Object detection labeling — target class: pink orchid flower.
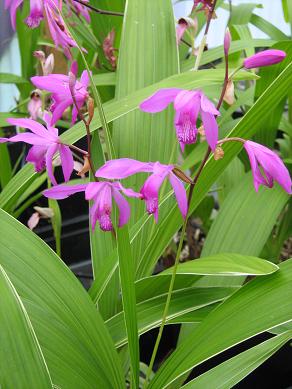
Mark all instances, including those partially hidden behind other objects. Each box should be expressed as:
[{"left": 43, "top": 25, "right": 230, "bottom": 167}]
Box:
[
  {"left": 140, "top": 89, "right": 220, "bottom": 151},
  {"left": 243, "top": 50, "right": 286, "bottom": 69},
  {"left": 5, "top": 0, "right": 89, "bottom": 31},
  {"left": 28, "top": 90, "right": 43, "bottom": 120},
  {"left": 96, "top": 158, "right": 188, "bottom": 222},
  {"left": 244, "top": 141, "right": 291, "bottom": 194},
  {"left": 31, "top": 62, "right": 89, "bottom": 125},
  {"left": 43, "top": 181, "right": 141, "bottom": 231},
  {"left": 44, "top": 0, "right": 79, "bottom": 59},
  {"left": 0, "top": 114, "right": 73, "bottom": 185},
  {"left": 68, "top": 0, "right": 90, "bottom": 23},
  {"left": 4, "top": 0, "right": 44, "bottom": 29}
]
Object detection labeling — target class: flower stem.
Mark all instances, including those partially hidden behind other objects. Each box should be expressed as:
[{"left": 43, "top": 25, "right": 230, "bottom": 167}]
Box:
[
  {"left": 73, "top": 0, "right": 124, "bottom": 17},
  {"left": 68, "top": 84, "right": 97, "bottom": 179},
  {"left": 59, "top": 8, "right": 115, "bottom": 160},
  {"left": 193, "top": 0, "right": 218, "bottom": 71},
  {"left": 143, "top": 147, "right": 211, "bottom": 387}
]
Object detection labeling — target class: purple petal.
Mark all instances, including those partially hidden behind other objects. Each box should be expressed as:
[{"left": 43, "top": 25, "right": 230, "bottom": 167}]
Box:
[
  {"left": 80, "top": 70, "right": 90, "bottom": 88},
  {"left": 245, "top": 141, "right": 292, "bottom": 194},
  {"left": 174, "top": 90, "right": 200, "bottom": 112},
  {"left": 112, "top": 188, "right": 131, "bottom": 227},
  {"left": 114, "top": 182, "right": 142, "bottom": 198},
  {"left": 31, "top": 75, "right": 69, "bottom": 93},
  {"left": 51, "top": 98, "right": 72, "bottom": 125},
  {"left": 85, "top": 182, "right": 105, "bottom": 200},
  {"left": 140, "top": 172, "right": 167, "bottom": 222},
  {"left": 26, "top": 145, "right": 47, "bottom": 172},
  {"left": 244, "top": 50, "right": 286, "bottom": 69},
  {"left": 59, "top": 144, "right": 74, "bottom": 182},
  {"left": 201, "top": 111, "right": 218, "bottom": 151},
  {"left": 169, "top": 173, "right": 188, "bottom": 219},
  {"left": 244, "top": 142, "right": 267, "bottom": 191},
  {"left": 45, "top": 143, "right": 59, "bottom": 185},
  {"left": 43, "top": 183, "right": 88, "bottom": 199},
  {"left": 6, "top": 118, "right": 53, "bottom": 139},
  {"left": 139, "top": 89, "right": 182, "bottom": 113},
  {"left": 96, "top": 158, "right": 153, "bottom": 179},
  {"left": 0, "top": 138, "right": 8, "bottom": 143},
  {"left": 4, "top": 133, "right": 49, "bottom": 146},
  {"left": 200, "top": 94, "right": 220, "bottom": 115}
]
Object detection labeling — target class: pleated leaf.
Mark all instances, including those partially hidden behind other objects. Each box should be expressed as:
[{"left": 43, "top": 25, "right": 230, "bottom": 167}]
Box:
[{"left": 0, "top": 265, "right": 52, "bottom": 389}]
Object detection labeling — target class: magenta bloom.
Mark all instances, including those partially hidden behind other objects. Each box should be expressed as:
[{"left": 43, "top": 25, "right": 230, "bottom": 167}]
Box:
[
  {"left": 0, "top": 114, "right": 73, "bottom": 185},
  {"left": 4, "top": 0, "right": 43, "bottom": 29},
  {"left": 96, "top": 158, "right": 188, "bottom": 222},
  {"left": 140, "top": 89, "right": 220, "bottom": 151},
  {"left": 44, "top": 0, "right": 79, "bottom": 59},
  {"left": 31, "top": 63, "right": 89, "bottom": 125},
  {"left": 244, "top": 50, "right": 286, "bottom": 69},
  {"left": 44, "top": 181, "right": 140, "bottom": 231},
  {"left": 244, "top": 141, "right": 291, "bottom": 194}
]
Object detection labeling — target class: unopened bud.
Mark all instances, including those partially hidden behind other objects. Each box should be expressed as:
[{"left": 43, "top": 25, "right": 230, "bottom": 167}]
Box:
[
  {"left": 223, "top": 80, "right": 235, "bottom": 105},
  {"left": 87, "top": 97, "right": 94, "bottom": 125},
  {"left": 33, "top": 50, "right": 45, "bottom": 61},
  {"left": 224, "top": 27, "right": 231, "bottom": 56},
  {"left": 68, "top": 71, "right": 76, "bottom": 96},
  {"left": 214, "top": 146, "right": 224, "bottom": 160},
  {"left": 28, "top": 212, "right": 40, "bottom": 230},
  {"left": 172, "top": 167, "right": 193, "bottom": 184},
  {"left": 43, "top": 53, "right": 54, "bottom": 75}
]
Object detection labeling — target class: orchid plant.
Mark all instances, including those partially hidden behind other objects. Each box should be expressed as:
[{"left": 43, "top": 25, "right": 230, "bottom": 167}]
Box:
[{"left": 0, "top": 1, "right": 292, "bottom": 388}]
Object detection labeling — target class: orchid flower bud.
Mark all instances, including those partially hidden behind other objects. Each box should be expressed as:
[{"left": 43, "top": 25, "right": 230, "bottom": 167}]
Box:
[
  {"left": 43, "top": 53, "right": 54, "bottom": 75},
  {"left": 224, "top": 27, "right": 231, "bottom": 56},
  {"left": 243, "top": 49, "right": 286, "bottom": 69},
  {"left": 28, "top": 89, "right": 42, "bottom": 120}
]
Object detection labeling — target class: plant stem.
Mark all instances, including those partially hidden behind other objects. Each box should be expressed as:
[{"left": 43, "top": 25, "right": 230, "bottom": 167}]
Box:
[
  {"left": 69, "top": 88, "right": 97, "bottom": 179},
  {"left": 216, "top": 50, "right": 229, "bottom": 110},
  {"left": 73, "top": 0, "right": 124, "bottom": 16},
  {"left": 193, "top": 0, "right": 218, "bottom": 70},
  {"left": 59, "top": 8, "right": 115, "bottom": 160},
  {"left": 143, "top": 146, "right": 211, "bottom": 387}
]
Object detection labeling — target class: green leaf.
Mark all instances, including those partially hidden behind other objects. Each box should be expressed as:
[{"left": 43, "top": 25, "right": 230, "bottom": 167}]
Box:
[
  {"left": 202, "top": 174, "right": 289, "bottom": 258},
  {"left": 0, "top": 209, "right": 125, "bottom": 389},
  {"left": 106, "top": 286, "right": 236, "bottom": 348},
  {"left": 162, "top": 254, "right": 279, "bottom": 277},
  {"left": 148, "top": 259, "right": 292, "bottom": 388},
  {"left": 0, "top": 129, "right": 12, "bottom": 189},
  {"left": 250, "top": 14, "right": 289, "bottom": 40},
  {"left": 0, "top": 112, "right": 26, "bottom": 127},
  {"left": 92, "top": 72, "right": 116, "bottom": 86},
  {"left": 229, "top": 3, "right": 262, "bottom": 25},
  {"left": 117, "top": 225, "right": 139, "bottom": 387},
  {"left": 48, "top": 198, "right": 62, "bottom": 256},
  {"left": 0, "top": 265, "right": 52, "bottom": 388},
  {"left": 181, "top": 331, "right": 292, "bottom": 389},
  {"left": 0, "top": 73, "right": 29, "bottom": 84}
]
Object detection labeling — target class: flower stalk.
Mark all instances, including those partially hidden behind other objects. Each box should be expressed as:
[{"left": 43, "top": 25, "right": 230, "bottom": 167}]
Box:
[
  {"left": 193, "top": 0, "right": 218, "bottom": 71},
  {"left": 73, "top": 0, "right": 124, "bottom": 17}
]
